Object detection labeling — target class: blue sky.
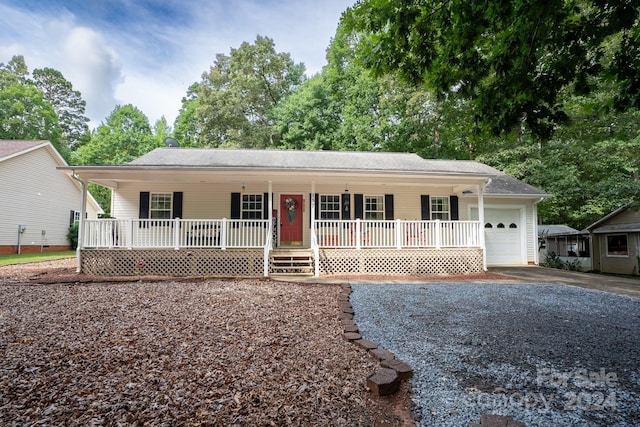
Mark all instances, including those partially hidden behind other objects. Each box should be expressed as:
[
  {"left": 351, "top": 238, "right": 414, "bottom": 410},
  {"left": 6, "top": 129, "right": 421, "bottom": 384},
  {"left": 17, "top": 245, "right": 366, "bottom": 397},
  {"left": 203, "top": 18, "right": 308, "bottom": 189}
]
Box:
[{"left": 0, "top": 0, "right": 354, "bottom": 129}]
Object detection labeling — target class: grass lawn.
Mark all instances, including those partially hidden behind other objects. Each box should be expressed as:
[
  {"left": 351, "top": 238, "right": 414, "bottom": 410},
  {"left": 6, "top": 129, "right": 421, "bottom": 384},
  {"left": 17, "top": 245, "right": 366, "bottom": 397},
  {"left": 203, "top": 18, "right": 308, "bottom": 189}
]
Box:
[{"left": 0, "top": 251, "right": 76, "bottom": 266}]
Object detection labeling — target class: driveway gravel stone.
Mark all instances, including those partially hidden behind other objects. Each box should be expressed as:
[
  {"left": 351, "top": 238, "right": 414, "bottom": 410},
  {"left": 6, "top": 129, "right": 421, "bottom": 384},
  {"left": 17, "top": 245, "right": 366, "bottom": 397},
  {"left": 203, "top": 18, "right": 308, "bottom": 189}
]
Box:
[{"left": 350, "top": 283, "right": 640, "bottom": 427}]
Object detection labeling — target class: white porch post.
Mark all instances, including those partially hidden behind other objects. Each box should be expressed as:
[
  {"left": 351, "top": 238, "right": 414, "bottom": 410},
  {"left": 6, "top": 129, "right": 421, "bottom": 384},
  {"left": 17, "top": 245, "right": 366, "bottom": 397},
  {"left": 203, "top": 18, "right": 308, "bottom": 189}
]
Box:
[
  {"left": 311, "top": 181, "right": 319, "bottom": 276},
  {"left": 76, "top": 176, "right": 88, "bottom": 273},
  {"left": 478, "top": 182, "right": 487, "bottom": 271},
  {"left": 533, "top": 197, "right": 543, "bottom": 265}
]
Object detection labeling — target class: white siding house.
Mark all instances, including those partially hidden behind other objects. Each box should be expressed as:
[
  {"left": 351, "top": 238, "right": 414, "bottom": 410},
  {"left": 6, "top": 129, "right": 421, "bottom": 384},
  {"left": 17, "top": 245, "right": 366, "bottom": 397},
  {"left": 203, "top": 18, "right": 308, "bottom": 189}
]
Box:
[
  {"left": 0, "top": 140, "right": 102, "bottom": 254},
  {"left": 60, "top": 148, "right": 549, "bottom": 276}
]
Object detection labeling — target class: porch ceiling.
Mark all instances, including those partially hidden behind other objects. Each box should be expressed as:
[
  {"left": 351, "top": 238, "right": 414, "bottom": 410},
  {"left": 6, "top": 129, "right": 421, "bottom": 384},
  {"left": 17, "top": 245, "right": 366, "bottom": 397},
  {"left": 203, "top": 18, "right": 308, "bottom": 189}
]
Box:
[{"left": 59, "top": 166, "right": 491, "bottom": 191}]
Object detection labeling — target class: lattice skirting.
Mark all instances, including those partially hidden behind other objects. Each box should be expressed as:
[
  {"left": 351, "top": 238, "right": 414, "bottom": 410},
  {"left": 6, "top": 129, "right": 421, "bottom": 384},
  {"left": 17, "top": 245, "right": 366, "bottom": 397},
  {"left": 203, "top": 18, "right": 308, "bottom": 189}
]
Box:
[
  {"left": 318, "top": 248, "right": 484, "bottom": 275},
  {"left": 81, "top": 249, "right": 265, "bottom": 276}
]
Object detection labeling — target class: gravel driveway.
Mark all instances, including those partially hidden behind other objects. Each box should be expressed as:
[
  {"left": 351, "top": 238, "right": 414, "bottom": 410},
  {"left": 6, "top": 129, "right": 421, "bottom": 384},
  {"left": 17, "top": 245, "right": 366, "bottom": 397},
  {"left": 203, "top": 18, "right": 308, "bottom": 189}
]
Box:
[{"left": 350, "top": 283, "right": 640, "bottom": 427}]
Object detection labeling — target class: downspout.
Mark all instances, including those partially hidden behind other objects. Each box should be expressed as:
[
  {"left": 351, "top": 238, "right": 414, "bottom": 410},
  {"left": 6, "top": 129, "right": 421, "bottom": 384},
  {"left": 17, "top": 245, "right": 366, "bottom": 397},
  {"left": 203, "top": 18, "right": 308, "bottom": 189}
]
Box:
[
  {"left": 70, "top": 171, "right": 88, "bottom": 273},
  {"left": 532, "top": 196, "right": 544, "bottom": 265}
]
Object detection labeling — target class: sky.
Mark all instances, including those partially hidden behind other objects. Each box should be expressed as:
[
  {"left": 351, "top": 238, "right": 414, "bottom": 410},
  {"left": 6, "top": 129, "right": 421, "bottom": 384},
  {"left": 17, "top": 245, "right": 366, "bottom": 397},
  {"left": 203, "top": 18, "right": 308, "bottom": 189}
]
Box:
[{"left": 0, "top": 0, "right": 355, "bottom": 129}]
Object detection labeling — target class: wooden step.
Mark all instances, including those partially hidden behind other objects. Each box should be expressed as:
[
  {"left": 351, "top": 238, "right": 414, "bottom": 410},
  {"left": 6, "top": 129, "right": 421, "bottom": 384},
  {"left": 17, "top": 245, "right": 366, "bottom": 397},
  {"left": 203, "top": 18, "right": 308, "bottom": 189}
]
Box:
[{"left": 270, "top": 250, "right": 314, "bottom": 275}]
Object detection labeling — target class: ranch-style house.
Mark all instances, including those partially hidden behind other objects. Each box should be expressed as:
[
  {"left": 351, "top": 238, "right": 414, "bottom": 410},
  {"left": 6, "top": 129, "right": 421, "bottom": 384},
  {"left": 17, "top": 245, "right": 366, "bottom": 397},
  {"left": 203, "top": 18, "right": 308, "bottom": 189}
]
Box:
[{"left": 59, "top": 148, "right": 549, "bottom": 277}]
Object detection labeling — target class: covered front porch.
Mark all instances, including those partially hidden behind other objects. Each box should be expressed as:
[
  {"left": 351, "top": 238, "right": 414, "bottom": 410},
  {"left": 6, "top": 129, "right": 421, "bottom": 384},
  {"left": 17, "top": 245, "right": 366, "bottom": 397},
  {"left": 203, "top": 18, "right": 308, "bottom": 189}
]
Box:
[{"left": 79, "top": 217, "right": 484, "bottom": 276}]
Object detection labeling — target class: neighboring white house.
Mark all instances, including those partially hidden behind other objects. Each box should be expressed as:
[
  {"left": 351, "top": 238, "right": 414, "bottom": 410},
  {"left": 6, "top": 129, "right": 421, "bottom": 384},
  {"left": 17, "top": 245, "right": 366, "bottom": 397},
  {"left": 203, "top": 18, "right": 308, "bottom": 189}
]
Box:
[
  {"left": 60, "top": 148, "right": 549, "bottom": 276},
  {"left": 0, "top": 140, "right": 102, "bottom": 254}
]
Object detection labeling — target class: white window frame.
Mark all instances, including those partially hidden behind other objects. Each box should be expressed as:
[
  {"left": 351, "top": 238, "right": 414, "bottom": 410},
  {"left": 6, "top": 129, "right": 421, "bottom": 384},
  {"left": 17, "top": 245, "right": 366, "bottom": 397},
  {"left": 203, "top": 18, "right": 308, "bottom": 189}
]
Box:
[
  {"left": 73, "top": 210, "right": 81, "bottom": 223},
  {"left": 431, "top": 196, "right": 450, "bottom": 220},
  {"left": 320, "top": 195, "right": 341, "bottom": 220},
  {"left": 364, "top": 195, "right": 384, "bottom": 220},
  {"left": 150, "top": 193, "right": 172, "bottom": 220},
  {"left": 242, "top": 194, "right": 263, "bottom": 219}
]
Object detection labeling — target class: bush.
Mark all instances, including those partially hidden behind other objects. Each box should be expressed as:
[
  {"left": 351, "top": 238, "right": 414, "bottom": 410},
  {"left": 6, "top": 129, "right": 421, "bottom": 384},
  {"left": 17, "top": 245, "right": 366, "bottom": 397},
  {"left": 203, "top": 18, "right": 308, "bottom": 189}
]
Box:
[
  {"left": 67, "top": 222, "right": 79, "bottom": 250},
  {"left": 544, "top": 251, "right": 582, "bottom": 271}
]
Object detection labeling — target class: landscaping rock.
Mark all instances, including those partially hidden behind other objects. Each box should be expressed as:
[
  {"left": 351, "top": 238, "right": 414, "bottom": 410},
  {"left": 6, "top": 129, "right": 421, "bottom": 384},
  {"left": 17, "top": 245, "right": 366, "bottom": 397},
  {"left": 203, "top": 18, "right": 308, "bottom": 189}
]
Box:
[
  {"left": 341, "top": 319, "right": 357, "bottom": 327},
  {"left": 366, "top": 368, "right": 400, "bottom": 396},
  {"left": 380, "top": 359, "right": 413, "bottom": 380},
  {"left": 340, "top": 304, "right": 354, "bottom": 314},
  {"left": 369, "top": 348, "right": 394, "bottom": 362},
  {"left": 343, "top": 332, "right": 362, "bottom": 341},
  {"left": 343, "top": 324, "right": 359, "bottom": 333},
  {"left": 355, "top": 339, "right": 377, "bottom": 351}
]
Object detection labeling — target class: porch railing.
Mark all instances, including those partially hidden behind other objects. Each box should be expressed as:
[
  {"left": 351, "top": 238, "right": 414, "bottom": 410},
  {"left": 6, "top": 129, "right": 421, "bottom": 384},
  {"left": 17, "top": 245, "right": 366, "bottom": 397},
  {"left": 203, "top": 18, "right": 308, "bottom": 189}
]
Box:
[
  {"left": 313, "top": 219, "right": 481, "bottom": 249},
  {"left": 82, "top": 218, "right": 271, "bottom": 249}
]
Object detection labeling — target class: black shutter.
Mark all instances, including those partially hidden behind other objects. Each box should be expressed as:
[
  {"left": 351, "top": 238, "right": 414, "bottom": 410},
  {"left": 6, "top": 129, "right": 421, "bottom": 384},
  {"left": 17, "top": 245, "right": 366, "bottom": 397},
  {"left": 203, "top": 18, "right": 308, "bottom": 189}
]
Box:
[
  {"left": 69, "top": 210, "right": 75, "bottom": 226},
  {"left": 421, "top": 195, "right": 430, "bottom": 220},
  {"left": 139, "top": 192, "right": 150, "bottom": 218},
  {"left": 263, "top": 192, "right": 269, "bottom": 220},
  {"left": 231, "top": 193, "right": 241, "bottom": 219},
  {"left": 384, "top": 194, "right": 394, "bottom": 220},
  {"left": 354, "top": 194, "right": 364, "bottom": 219},
  {"left": 341, "top": 193, "right": 350, "bottom": 220},
  {"left": 172, "top": 192, "right": 183, "bottom": 218},
  {"left": 139, "top": 192, "right": 150, "bottom": 228},
  {"left": 450, "top": 195, "right": 459, "bottom": 220}
]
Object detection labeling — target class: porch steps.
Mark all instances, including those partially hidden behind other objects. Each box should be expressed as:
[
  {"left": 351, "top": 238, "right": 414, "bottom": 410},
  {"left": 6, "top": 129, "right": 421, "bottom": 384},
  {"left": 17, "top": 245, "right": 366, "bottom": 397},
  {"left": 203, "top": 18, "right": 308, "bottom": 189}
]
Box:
[{"left": 270, "top": 249, "right": 314, "bottom": 275}]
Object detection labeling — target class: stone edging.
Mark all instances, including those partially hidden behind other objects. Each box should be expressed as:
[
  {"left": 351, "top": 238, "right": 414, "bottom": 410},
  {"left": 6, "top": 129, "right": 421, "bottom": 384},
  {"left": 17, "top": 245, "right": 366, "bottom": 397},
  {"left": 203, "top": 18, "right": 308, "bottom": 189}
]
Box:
[{"left": 337, "top": 283, "right": 413, "bottom": 396}]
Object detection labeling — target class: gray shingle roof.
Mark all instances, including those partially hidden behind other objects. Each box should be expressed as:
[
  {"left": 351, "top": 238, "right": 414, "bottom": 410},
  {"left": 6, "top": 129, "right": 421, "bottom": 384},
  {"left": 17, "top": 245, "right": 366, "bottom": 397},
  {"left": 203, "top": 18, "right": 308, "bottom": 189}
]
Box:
[
  {"left": 0, "top": 140, "right": 47, "bottom": 160},
  {"left": 131, "top": 148, "right": 490, "bottom": 174},
  {"left": 128, "top": 148, "right": 548, "bottom": 197}
]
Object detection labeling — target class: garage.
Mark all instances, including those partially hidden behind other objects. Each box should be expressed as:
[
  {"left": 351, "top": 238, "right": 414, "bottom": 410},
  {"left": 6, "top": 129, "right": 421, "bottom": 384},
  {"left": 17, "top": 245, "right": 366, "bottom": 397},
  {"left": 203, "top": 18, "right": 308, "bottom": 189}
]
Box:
[
  {"left": 483, "top": 208, "right": 524, "bottom": 266},
  {"left": 470, "top": 206, "right": 526, "bottom": 266}
]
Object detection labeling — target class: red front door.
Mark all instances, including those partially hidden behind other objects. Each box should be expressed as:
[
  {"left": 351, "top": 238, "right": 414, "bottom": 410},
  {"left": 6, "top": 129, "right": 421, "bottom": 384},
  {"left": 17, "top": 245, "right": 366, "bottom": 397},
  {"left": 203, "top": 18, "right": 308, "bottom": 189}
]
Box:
[{"left": 280, "top": 194, "right": 303, "bottom": 246}]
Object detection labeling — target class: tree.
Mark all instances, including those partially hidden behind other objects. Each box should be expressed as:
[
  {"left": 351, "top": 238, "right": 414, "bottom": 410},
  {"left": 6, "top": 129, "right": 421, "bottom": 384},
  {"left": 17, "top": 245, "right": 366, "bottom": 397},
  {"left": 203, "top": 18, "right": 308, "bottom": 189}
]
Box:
[
  {"left": 0, "top": 83, "right": 63, "bottom": 153},
  {"left": 74, "top": 105, "right": 161, "bottom": 213},
  {"left": 153, "top": 116, "right": 171, "bottom": 146},
  {"left": 343, "top": 0, "right": 640, "bottom": 140},
  {"left": 173, "top": 83, "right": 202, "bottom": 147},
  {"left": 75, "top": 104, "right": 159, "bottom": 165},
  {"left": 32, "top": 67, "right": 90, "bottom": 149},
  {"left": 274, "top": 21, "right": 482, "bottom": 157},
  {"left": 0, "top": 55, "right": 29, "bottom": 89},
  {"left": 193, "top": 35, "right": 305, "bottom": 148}
]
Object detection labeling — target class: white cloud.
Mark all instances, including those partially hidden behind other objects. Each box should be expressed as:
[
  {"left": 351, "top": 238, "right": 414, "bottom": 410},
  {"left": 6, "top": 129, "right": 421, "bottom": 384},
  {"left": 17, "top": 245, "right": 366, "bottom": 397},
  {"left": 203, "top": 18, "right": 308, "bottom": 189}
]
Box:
[
  {"left": 0, "top": 0, "right": 354, "bottom": 130},
  {"left": 62, "top": 27, "right": 123, "bottom": 123}
]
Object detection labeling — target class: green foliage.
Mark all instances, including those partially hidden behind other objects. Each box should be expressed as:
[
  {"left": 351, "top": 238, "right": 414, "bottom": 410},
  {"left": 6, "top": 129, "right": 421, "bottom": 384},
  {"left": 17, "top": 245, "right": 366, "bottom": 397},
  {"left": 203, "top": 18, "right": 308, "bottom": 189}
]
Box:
[
  {"left": 0, "top": 83, "right": 64, "bottom": 155},
  {"left": 67, "top": 222, "right": 79, "bottom": 250},
  {"left": 32, "top": 67, "right": 90, "bottom": 149},
  {"left": 73, "top": 105, "right": 161, "bottom": 214},
  {"left": 88, "top": 183, "right": 112, "bottom": 216},
  {"left": 544, "top": 251, "right": 582, "bottom": 271},
  {"left": 0, "top": 55, "right": 29, "bottom": 89},
  {"left": 74, "top": 104, "right": 160, "bottom": 165},
  {"left": 185, "top": 35, "right": 306, "bottom": 148},
  {"left": 343, "top": 0, "right": 640, "bottom": 139},
  {"left": 173, "top": 83, "right": 202, "bottom": 147}
]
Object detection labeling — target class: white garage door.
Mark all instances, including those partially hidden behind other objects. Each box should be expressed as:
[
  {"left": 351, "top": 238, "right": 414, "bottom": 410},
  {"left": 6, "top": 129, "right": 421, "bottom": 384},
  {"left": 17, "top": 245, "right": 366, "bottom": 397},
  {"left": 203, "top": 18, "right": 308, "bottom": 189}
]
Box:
[{"left": 483, "top": 208, "right": 523, "bottom": 266}]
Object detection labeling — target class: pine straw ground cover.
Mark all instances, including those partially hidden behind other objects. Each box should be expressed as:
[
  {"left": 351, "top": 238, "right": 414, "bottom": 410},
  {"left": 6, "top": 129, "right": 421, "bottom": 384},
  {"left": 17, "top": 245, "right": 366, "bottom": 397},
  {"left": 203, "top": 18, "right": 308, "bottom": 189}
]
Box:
[{"left": 0, "top": 260, "right": 412, "bottom": 426}]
